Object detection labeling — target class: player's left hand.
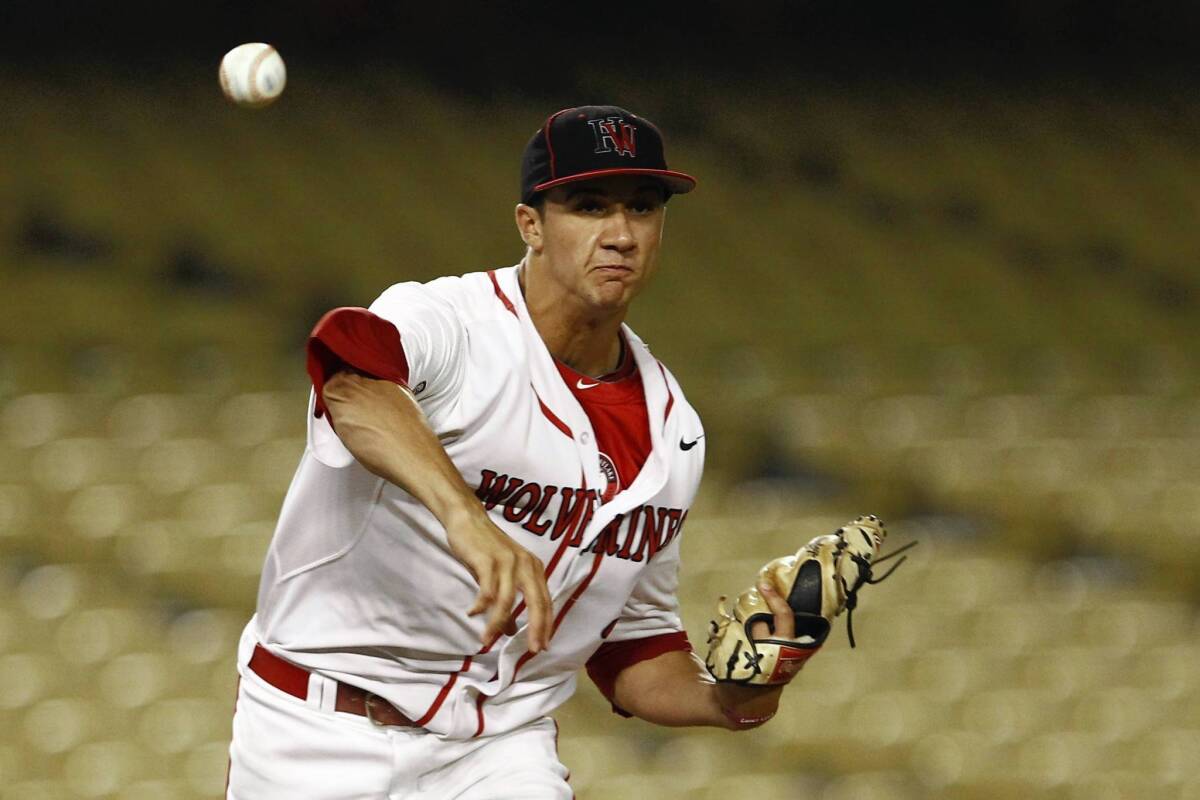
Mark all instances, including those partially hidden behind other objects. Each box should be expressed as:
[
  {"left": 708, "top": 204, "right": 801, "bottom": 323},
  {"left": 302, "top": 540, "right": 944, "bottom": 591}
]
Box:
[
  {"left": 749, "top": 580, "right": 795, "bottom": 639},
  {"left": 711, "top": 580, "right": 794, "bottom": 729},
  {"left": 704, "top": 516, "right": 911, "bottom": 688}
]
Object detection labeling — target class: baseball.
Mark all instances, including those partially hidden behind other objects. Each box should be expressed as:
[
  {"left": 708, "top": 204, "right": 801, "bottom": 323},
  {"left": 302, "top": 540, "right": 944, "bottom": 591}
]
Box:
[{"left": 219, "top": 43, "right": 286, "bottom": 108}]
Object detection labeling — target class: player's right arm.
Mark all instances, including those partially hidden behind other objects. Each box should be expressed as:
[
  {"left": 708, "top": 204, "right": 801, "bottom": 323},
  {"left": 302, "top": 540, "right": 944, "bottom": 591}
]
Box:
[
  {"left": 321, "top": 371, "right": 552, "bottom": 654},
  {"left": 306, "top": 295, "right": 552, "bottom": 656}
]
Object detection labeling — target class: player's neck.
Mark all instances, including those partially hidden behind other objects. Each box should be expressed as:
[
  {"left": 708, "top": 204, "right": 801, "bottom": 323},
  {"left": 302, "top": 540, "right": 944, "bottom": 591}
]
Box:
[{"left": 519, "top": 262, "right": 626, "bottom": 378}]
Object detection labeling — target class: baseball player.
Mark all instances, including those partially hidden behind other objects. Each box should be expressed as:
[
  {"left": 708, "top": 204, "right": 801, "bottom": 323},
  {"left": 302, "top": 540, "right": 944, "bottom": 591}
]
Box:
[{"left": 226, "top": 105, "right": 897, "bottom": 799}]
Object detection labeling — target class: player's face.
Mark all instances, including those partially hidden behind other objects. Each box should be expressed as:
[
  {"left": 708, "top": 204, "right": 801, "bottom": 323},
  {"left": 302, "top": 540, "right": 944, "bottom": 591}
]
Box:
[{"left": 536, "top": 176, "right": 666, "bottom": 310}]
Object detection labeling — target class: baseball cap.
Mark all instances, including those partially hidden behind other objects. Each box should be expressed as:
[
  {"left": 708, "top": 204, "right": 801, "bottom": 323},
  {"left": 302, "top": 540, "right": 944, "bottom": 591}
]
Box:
[{"left": 520, "top": 105, "right": 696, "bottom": 205}]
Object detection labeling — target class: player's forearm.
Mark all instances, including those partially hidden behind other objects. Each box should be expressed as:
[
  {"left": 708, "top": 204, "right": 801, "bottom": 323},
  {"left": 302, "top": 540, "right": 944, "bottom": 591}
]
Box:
[
  {"left": 610, "top": 650, "right": 724, "bottom": 727},
  {"left": 610, "top": 650, "right": 782, "bottom": 730},
  {"left": 322, "top": 371, "right": 484, "bottom": 527}
]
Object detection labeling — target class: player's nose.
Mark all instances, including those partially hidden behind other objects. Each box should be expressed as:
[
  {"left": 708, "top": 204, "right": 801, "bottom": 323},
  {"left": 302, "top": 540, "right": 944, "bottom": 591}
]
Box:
[{"left": 600, "top": 208, "right": 637, "bottom": 252}]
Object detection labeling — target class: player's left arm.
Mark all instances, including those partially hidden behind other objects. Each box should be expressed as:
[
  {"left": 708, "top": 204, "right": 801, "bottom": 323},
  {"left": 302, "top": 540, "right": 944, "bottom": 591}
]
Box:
[
  {"left": 598, "top": 517, "right": 909, "bottom": 730},
  {"left": 604, "top": 585, "right": 795, "bottom": 730},
  {"left": 585, "top": 517, "right": 796, "bottom": 731}
]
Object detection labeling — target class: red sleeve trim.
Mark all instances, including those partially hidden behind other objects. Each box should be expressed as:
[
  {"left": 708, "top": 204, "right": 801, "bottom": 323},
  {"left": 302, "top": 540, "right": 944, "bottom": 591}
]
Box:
[
  {"left": 585, "top": 631, "right": 692, "bottom": 718},
  {"left": 487, "top": 270, "right": 518, "bottom": 317},
  {"left": 306, "top": 307, "right": 410, "bottom": 422}
]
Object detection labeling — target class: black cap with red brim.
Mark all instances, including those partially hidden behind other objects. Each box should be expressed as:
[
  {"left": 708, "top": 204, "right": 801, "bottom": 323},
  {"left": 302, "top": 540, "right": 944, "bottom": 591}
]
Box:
[{"left": 520, "top": 105, "right": 697, "bottom": 204}]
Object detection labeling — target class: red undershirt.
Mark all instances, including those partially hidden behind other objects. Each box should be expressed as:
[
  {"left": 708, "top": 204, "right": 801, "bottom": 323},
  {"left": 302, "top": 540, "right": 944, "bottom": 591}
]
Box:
[{"left": 552, "top": 340, "right": 651, "bottom": 504}]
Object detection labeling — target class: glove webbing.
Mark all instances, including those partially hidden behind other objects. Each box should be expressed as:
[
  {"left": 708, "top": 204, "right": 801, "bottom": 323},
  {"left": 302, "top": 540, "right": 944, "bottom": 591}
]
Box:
[{"left": 843, "top": 539, "right": 919, "bottom": 648}]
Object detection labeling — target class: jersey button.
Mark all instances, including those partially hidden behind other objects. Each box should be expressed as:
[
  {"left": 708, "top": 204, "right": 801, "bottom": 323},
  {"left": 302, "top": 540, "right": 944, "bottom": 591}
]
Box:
[{"left": 580, "top": 432, "right": 591, "bottom": 444}]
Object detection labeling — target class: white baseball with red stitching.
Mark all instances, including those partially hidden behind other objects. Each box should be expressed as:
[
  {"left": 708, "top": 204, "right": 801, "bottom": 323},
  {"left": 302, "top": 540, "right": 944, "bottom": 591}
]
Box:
[{"left": 219, "top": 43, "right": 286, "bottom": 107}]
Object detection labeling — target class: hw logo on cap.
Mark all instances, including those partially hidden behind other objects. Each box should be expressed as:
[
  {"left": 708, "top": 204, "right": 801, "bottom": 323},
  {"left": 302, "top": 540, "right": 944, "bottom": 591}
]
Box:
[{"left": 588, "top": 117, "right": 637, "bottom": 158}]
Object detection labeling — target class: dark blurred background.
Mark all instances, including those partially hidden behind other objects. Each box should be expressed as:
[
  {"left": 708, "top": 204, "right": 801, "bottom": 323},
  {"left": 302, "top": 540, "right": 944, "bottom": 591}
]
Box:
[
  {"left": 4, "top": 0, "right": 1200, "bottom": 78},
  {"left": 0, "top": 3, "right": 1197, "bottom": 799}
]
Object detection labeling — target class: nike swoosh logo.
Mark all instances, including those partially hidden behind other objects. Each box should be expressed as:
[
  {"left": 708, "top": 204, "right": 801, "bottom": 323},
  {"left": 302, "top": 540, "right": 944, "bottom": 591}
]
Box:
[
  {"left": 576, "top": 379, "right": 599, "bottom": 390},
  {"left": 680, "top": 435, "right": 704, "bottom": 451}
]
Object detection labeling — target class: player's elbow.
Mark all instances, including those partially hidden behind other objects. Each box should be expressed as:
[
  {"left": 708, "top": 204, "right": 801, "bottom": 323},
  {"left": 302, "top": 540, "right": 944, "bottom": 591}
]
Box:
[{"left": 322, "top": 374, "right": 405, "bottom": 470}]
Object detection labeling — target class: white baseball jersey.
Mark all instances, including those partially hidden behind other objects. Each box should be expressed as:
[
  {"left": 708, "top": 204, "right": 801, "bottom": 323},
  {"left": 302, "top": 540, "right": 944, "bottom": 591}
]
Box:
[{"left": 250, "top": 263, "right": 705, "bottom": 741}]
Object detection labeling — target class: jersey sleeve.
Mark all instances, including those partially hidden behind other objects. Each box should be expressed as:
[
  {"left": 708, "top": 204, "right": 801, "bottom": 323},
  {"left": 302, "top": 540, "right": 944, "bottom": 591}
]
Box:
[
  {"left": 305, "top": 281, "right": 469, "bottom": 467},
  {"left": 584, "top": 531, "right": 692, "bottom": 716},
  {"left": 366, "top": 282, "right": 468, "bottom": 409},
  {"left": 306, "top": 307, "right": 410, "bottom": 423}
]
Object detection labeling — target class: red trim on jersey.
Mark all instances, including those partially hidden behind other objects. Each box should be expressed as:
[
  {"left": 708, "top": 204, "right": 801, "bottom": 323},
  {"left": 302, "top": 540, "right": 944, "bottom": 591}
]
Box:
[
  {"left": 541, "top": 474, "right": 593, "bottom": 576},
  {"left": 307, "top": 307, "right": 410, "bottom": 423},
  {"left": 508, "top": 651, "right": 536, "bottom": 691},
  {"left": 547, "top": 550, "right": 605, "bottom": 649},
  {"left": 506, "top": 478, "right": 595, "bottom": 640},
  {"left": 536, "top": 391, "right": 574, "bottom": 439},
  {"left": 540, "top": 505, "right": 579, "bottom": 576},
  {"left": 586, "top": 631, "right": 693, "bottom": 716},
  {"left": 657, "top": 361, "right": 674, "bottom": 425},
  {"left": 488, "top": 269, "right": 518, "bottom": 317},
  {"left": 473, "top": 691, "right": 488, "bottom": 737},
  {"left": 551, "top": 550, "right": 606, "bottom": 635},
  {"left": 509, "top": 469, "right": 593, "bottom": 623},
  {"left": 414, "top": 655, "right": 473, "bottom": 727},
  {"left": 498, "top": 547, "right": 606, "bottom": 720}
]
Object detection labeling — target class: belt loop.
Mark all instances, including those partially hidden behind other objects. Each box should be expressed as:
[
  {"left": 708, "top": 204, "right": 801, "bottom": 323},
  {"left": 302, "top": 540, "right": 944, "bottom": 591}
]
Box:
[
  {"left": 304, "top": 671, "right": 321, "bottom": 708},
  {"left": 314, "top": 673, "right": 338, "bottom": 713}
]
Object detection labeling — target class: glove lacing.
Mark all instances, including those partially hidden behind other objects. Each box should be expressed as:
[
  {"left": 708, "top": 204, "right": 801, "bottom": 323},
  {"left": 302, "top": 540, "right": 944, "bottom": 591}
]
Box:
[{"left": 842, "top": 539, "right": 919, "bottom": 648}]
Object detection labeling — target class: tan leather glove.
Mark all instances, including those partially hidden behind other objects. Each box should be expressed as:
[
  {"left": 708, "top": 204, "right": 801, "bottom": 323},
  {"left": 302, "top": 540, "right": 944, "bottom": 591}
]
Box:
[{"left": 705, "top": 515, "right": 910, "bottom": 686}]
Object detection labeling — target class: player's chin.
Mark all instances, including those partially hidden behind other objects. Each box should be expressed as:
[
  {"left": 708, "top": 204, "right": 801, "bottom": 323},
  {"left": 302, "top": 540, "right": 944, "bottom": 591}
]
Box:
[{"left": 588, "top": 274, "right": 641, "bottom": 308}]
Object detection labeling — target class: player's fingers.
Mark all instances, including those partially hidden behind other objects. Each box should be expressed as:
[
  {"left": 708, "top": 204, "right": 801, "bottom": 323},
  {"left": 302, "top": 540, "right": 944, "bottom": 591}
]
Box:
[
  {"left": 483, "top": 561, "right": 516, "bottom": 646},
  {"left": 535, "top": 572, "right": 554, "bottom": 652},
  {"left": 518, "top": 560, "right": 552, "bottom": 653},
  {"left": 758, "top": 581, "right": 795, "bottom": 639},
  {"left": 468, "top": 560, "right": 497, "bottom": 617}
]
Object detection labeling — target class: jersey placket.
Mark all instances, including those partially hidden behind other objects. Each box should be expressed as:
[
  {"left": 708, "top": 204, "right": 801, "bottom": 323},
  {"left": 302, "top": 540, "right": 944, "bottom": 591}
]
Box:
[{"left": 486, "top": 269, "right": 679, "bottom": 701}]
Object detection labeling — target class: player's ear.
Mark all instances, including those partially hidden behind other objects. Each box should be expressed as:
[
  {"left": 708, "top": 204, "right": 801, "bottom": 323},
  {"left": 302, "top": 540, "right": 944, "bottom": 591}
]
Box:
[{"left": 515, "top": 203, "right": 544, "bottom": 253}]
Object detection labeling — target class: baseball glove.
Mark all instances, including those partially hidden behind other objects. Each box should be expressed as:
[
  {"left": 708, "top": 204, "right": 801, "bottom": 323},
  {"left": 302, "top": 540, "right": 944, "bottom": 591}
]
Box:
[{"left": 704, "top": 515, "right": 915, "bottom": 686}]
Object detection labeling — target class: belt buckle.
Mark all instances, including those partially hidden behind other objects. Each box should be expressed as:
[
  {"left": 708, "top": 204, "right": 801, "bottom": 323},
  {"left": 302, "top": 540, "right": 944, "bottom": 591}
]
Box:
[{"left": 364, "top": 693, "right": 390, "bottom": 727}]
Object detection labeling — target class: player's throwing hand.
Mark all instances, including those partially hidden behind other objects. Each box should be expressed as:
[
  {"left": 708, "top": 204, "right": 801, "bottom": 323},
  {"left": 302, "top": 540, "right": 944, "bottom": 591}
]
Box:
[{"left": 446, "top": 509, "right": 554, "bottom": 652}]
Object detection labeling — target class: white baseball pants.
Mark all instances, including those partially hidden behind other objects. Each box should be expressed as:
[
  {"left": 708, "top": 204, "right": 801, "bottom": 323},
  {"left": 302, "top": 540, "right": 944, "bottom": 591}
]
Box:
[{"left": 226, "top": 659, "right": 573, "bottom": 800}]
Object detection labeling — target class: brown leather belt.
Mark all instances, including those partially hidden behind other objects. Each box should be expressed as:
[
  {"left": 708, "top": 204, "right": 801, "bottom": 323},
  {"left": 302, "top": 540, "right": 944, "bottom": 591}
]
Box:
[{"left": 248, "top": 644, "right": 419, "bottom": 727}]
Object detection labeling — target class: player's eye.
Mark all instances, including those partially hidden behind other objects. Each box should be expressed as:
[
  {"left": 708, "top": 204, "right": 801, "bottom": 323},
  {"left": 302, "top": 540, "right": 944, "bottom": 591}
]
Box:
[{"left": 575, "top": 198, "right": 605, "bottom": 214}]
